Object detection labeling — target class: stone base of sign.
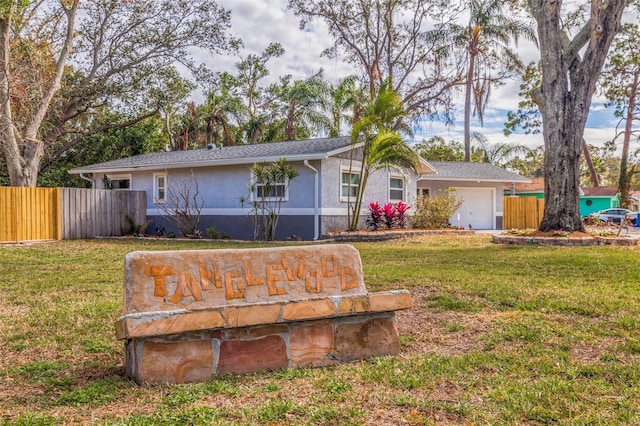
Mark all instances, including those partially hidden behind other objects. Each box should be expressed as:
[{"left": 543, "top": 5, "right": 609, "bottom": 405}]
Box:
[
  {"left": 122, "top": 311, "right": 403, "bottom": 384},
  {"left": 115, "top": 245, "right": 412, "bottom": 385}
]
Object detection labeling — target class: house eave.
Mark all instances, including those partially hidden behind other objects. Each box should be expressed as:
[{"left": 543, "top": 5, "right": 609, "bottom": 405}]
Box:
[
  {"left": 419, "top": 176, "right": 531, "bottom": 183},
  {"left": 326, "top": 141, "right": 364, "bottom": 157},
  {"left": 68, "top": 153, "right": 332, "bottom": 175}
]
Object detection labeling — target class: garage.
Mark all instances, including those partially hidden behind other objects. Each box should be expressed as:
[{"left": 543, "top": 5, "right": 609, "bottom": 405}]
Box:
[
  {"left": 416, "top": 161, "right": 529, "bottom": 231},
  {"left": 449, "top": 187, "right": 495, "bottom": 230}
]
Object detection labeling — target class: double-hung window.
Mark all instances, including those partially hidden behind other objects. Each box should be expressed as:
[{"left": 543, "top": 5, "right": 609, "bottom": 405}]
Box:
[
  {"left": 153, "top": 172, "right": 167, "bottom": 203},
  {"left": 341, "top": 168, "right": 360, "bottom": 201},
  {"left": 389, "top": 176, "right": 405, "bottom": 201}
]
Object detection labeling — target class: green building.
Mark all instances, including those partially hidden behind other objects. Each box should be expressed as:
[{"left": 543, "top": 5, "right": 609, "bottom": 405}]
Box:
[{"left": 505, "top": 177, "right": 620, "bottom": 218}]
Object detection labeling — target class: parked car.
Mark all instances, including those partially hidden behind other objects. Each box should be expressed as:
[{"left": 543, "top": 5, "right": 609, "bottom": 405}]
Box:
[{"left": 594, "top": 208, "right": 637, "bottom": 225}]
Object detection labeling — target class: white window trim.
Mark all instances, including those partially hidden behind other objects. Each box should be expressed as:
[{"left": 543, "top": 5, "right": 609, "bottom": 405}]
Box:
[
  {"left": 340, "top": 166, "right": 361, "bottom": 202},
  {"left": 153, "top": 172, "right": 167, "bottom": 203},
  {"left": 417, "top": 187, "right": 431, "bottom": 197},
  {"left": 389, "top": 175, "right": 406, "bottom": 202},
  {"left": 250, "top": 172, "right": 290, "bottom": 202},
  {"left": 106, "top": 173, "right": 132, "bottom": 190}
]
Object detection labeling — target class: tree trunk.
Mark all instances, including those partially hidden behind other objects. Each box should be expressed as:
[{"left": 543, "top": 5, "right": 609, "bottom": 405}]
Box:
[
  {"left": 463, "top": 43, "right": 476, "bottom": 162},
  {"left": 538, "top": 98, "right": 585, "bottom": 231},
  {"left": 285, "top": 100, "right": 296, "bottom": 141},
  {"left": 581, "top": 138, "right": 599, "bottom": 187},
  {"left": 1, "top": 1, "right": 79, "bottom": 187},
  {"left": 617, "top": 70, "right": 638, "bottom": 209},
  {"left": 0, "top": 15, "right": 23, "bottom": 186},
  {"left": 529, "top": 0, "right": 628, "bottom": 232}
]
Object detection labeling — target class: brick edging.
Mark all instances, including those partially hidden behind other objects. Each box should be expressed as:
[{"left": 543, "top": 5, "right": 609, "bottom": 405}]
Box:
[
  {"left": 492, "top": 234, "right": 639, "bottom": 246},
  {"left": 324, "top": 229, "right": 474, "bottom": 242}
]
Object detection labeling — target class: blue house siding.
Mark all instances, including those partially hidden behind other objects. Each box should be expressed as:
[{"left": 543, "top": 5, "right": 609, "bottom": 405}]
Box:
[
  {"left": 138, "top": 162, "right": 321, "bottom": 239},
  {"left": 317, "top": 157, "right": 418, "bottom": 233},
  {"left": 148, "top": 212, "right": 316, "bottom": 240}
]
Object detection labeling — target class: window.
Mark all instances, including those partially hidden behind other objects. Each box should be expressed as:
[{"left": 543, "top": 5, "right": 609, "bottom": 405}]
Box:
[
  {"left": 390, "top": 177, "right": 404, "bottom": 201},
  {"left": 255, "top": 181, "right": 286, "bottom": 199},
  {"left": 154, "top": 172, "right": 167, "bottom": 203},
  {"left": 341, "top": 169, "right": 360, "bottom": 201},
  {"left": 417, "top": 188, "right": 430, "bottom": 197},
  {"left": 253, "top": 172, "right": 289, "bottom": 201},
  {"left": 106, "top": 174, "right": 131, "bottom": 190}
]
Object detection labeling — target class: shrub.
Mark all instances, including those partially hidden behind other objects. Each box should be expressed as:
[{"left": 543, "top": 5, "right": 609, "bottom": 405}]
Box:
[
  {"left": 124, "top": 214, "right": 149, "bottom": 237},
  {"left": 206, "top": 226, "right": 229, "bottom": 239},
  {"left": 156, "top": 171, "right": 204, "bottom": 237},
  {"left": 241, "top": 159, "right": 299, "bottom": 241},
  {"left": 411, "top": 188, "right": 463, "bottom": 229},
  {"left": 366, "top": 202, "right": 384, "bottom": 230},
  {"left": 395, "top": 201, "right": 410, "bottom": 228},
  {"left": 366, "top": 201, "right": 411, "bottom": 230},
  {"left": 382, "top": 203, "right": 397, "bottom": 229}
]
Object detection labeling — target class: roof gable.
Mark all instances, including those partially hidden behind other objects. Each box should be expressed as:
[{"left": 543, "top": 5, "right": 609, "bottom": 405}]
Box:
[{"left": 419, "top": 161, "right": 529, "bottom": 183}]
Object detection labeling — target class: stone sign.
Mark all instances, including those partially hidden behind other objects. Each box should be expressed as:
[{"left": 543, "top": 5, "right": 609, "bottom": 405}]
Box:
[
  {"left": 116, "top": 244, "right": 412, "bottom": 384},
  {"left": 123, "top": 245, "right": 366, "bottom": 313}
]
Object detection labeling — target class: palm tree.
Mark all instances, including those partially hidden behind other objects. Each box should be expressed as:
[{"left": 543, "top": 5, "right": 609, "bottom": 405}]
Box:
[
  {"left": 205, "top": 86, "right": 244, "bottom": 146},
  {"left": 244, "top": 113, "right": 270, "bottom": 145},
  {"left": 457, "top": 0, "right": 536, "bottom": 161},
  {"left": 347, "top": 79, "right": 420, "bottom": 231},
  {"left": 328, "top": 75, "right": 366, "bottom": 137},
  {"left": 471, "top": 133, "right": 530, "bottom": 167},
  {"left": 281, "top": 71, "right": 331, "bottom": 140}
]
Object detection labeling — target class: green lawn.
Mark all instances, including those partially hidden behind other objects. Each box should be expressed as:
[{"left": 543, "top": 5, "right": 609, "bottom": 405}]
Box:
[{"left": 1, "top": 235, "right": 639, "bottom": 425}]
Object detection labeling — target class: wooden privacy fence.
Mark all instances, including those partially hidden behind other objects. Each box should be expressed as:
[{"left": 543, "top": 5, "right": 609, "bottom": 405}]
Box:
[
  {"left": 0, "top": 187, "right": 61, "bottom": 242},
  {"left": 60, "top": 188, "right": 146, "bottom": 240},
  {"left": 0, "top": 187, "right": 146, "bottom": 242},
  {"left": 503, "top": 196, "right": 545, "bottom": 230}
]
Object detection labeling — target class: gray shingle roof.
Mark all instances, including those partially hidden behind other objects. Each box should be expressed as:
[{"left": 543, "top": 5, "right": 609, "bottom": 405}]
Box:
[
  {"left": 69, "top": 137, "right": 354, "bottom": 174},
  {"left": 421, "top": 161, "right": 529, "bottom": 182}
]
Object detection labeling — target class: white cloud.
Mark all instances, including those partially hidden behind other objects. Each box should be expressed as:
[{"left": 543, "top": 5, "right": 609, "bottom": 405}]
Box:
[{"left": 211, "top": 0, "right": 353, "bottom": 84}]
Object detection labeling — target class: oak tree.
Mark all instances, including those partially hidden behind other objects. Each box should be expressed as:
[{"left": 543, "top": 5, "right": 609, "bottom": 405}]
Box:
[
  {"left": 528, "top": 0, "right": 629, "bottom": 231},
  {"left": 1, "top": 0, "right": 236, "bottom": 187}
]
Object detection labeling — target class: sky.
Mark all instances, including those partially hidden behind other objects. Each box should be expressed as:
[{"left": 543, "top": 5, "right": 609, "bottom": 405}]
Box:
[{"left": 205, "top": 0, "right": 623, "bottom": 153}]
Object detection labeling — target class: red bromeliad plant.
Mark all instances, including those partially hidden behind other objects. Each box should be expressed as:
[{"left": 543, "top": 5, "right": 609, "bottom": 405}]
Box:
[
  {"left": 395, "top": 201, "right": 410, "bottom": 228},
  {"left": 367, "top": 201, "right": 411, "bottom": 230},
  {"left": 366, "top": 201, "right": 384, "bottom": 230},
  {"left": 383, "top": 203, "right": 397, "bottom": 228}
]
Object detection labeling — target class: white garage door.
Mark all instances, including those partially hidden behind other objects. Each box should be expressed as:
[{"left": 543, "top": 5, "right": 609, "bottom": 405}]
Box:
[{"left": 449, "top": 188, "right": 494, "bottom": 230}]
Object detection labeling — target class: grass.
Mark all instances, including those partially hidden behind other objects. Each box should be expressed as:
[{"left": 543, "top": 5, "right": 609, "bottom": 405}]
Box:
[{"left": 1, "top": 235, "right": 639, "bottom": 424}]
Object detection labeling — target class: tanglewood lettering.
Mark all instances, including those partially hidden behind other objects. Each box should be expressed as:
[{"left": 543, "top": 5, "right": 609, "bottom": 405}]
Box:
[{"left": 144, "top": 255, "right": 359, "bottom": 304}]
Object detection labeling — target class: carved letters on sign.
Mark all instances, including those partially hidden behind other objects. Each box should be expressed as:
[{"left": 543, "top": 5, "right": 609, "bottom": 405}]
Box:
[{"left": 142, "top": 255, "right": 359, "bottom": 304}]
